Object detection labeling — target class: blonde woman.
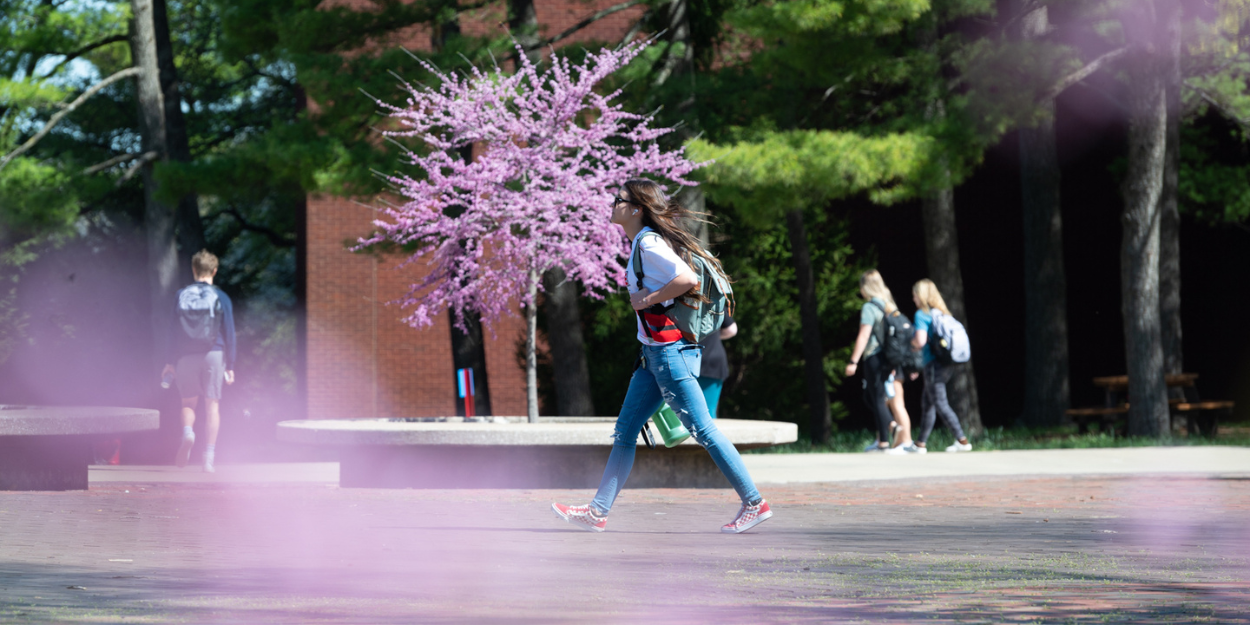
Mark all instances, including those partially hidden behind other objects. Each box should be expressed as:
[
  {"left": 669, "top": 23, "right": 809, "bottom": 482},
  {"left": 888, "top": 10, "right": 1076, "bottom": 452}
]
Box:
[
  {"left": 885, "top": 371, "right": 917, "bottom": 454},
  {"left": 845, "top": 270, "right": 916, "bottom": 452},
  {"left": 911, "top": 279, "right": 971, "bottom": 452}
]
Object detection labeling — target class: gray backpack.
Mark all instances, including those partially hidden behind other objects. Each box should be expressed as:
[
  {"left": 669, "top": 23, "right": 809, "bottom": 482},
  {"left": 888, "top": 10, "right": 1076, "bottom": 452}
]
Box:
[
  {"left": 631, "top": 231, "right": 733, "bottom": 343},
  {"left": 930, "top": 310, "right": 971, "bottom": 364},
  {"left": 177, "top": 283, "right": 223, "bottom": 349}
]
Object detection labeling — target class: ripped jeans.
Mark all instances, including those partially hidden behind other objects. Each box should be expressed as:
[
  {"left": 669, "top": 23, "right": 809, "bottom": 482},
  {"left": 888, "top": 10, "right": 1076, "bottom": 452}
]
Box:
[{"left": 590, "top": 340, "right": 762, "bottom": 514}]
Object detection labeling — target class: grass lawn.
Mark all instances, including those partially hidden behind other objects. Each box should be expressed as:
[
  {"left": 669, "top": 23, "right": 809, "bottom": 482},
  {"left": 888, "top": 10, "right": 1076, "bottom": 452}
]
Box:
[{"left": 747, "top": 423, "right": 1250, "bottom": 454}]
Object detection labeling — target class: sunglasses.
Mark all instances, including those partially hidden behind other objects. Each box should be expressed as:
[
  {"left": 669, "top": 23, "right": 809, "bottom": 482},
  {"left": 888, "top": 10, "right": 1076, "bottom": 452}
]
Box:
[{"left": 612, "top": 196, "right": 639, "bottom": 209}]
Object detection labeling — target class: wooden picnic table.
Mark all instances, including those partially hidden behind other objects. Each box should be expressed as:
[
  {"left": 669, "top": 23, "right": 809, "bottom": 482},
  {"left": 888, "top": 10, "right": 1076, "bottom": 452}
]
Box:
[
  {"left": 1068, "top": 373, "right": 1233, "bottom": 436},
  {"left": 1093, "top": 373, "right": 1198, "bottom": 407}
]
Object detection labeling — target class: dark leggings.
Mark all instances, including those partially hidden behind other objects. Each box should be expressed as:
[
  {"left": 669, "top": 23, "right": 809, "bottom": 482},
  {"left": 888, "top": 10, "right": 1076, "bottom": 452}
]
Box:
[
  {"left": 917, "top": 360, "right": 965, "bottom": 443},
  {"left": 861, "top": 353, "right": 894, "bottom": 443}
]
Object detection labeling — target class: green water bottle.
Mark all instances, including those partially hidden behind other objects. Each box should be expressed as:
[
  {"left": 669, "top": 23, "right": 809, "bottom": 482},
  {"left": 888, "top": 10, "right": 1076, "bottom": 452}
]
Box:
[{"left": 650, "top": 404, "right": 692, "bottom": 448}]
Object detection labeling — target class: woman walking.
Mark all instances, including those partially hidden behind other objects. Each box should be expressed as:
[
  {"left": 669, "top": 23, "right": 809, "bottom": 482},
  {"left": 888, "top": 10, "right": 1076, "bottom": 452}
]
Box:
[
  {"left": 885, "top": 371, "right": 918, "bottom": 454},
  {"left": 911, "top": 279, "right": 972, "bottom": 452},
  {"left": 846, "top": 269, "right": 900, "bottom": 452},
  {"left": 552, "top": 180, "right": 771, "bottom": 533}
]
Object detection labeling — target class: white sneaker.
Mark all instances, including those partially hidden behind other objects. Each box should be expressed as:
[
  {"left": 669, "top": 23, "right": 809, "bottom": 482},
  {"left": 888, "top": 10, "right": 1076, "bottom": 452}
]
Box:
[
  {"left": 885, "top": 442, "right": 921, "bottom": 455},
  {"left": 175, "top": 432, "right": 195, "bottom": 467},
  {"left": 203, "top": 450, "right": 215, "bottom": 473},
  {"left": 945, "top": 441, "right": 973, "bottom": 452},
  {"left": 913, "top": 445, "right": 928, "bottom": 454}
]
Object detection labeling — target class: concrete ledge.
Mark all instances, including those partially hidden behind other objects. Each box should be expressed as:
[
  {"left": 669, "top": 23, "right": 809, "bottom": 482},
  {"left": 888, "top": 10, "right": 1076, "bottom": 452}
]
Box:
[
  {"left": 0, "top": 405, "right": 160, "bottom": 491},
  {"left": 0, "top": 405, "right": 159, "bottom": 436},
  {"left": 277, "top": 418, "right": 798, "bottom": 489}
]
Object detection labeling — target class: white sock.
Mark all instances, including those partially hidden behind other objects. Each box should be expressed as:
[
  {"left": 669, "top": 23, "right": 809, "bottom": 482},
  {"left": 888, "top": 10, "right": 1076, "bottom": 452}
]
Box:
[{"left": 183, "top": 426, "right": 194, "bottom": 440}]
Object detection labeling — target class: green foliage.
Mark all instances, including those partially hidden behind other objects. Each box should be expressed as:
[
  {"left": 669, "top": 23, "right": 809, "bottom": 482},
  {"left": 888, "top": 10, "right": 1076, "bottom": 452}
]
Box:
[
  {"left": 680, "top": 0, "right": 1003, "bottom": 222},
  {"left": 1179, "top": 115, "right": 1250, "bottom": 224},
  {"left": 713, "top": 205, "right": 864, "bottom": 429},
  {"left": 731, "top": 0, "right": 928, "bottom": 38},
  {"left": 688, "top": 128, "right": 937, "bottom": 215},
  {"left": 0, "top": 158, "right": 77, "bottom": 238}
]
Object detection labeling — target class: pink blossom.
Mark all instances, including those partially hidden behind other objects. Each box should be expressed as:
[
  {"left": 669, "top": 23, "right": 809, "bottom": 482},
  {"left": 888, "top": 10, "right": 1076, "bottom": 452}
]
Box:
[{"left": 363, "top": 41, "right": 704, "bottom": 331}]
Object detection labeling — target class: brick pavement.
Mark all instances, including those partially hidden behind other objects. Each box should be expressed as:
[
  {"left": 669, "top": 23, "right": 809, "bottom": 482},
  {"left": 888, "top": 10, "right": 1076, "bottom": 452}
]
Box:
[{"left": 1, "top": 476, "right": 1247, "bottom": 623}]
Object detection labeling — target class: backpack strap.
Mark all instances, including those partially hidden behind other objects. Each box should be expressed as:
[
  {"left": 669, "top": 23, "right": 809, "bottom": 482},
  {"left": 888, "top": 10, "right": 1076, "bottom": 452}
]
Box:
[
  {"left": 868, "top": 300, "right": 889, "bottom": 347},
  {"left": 630, "top": 230, "right": 664, "bottom": 290}
]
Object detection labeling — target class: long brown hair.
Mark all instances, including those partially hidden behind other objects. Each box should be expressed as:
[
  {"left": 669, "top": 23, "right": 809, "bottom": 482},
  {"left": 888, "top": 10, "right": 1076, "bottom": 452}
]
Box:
[{"left": 622, "top": 180, "right": 729, "bottom": 296}]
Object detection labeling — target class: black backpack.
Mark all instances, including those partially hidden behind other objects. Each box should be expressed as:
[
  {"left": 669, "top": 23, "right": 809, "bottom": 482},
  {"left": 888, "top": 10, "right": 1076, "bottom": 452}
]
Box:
[
  {"left": 177, "top": 283, "right": 223, "bottom": 350},
  {"left": 871, "top": 301, "right": 922, "bottom": 373}
]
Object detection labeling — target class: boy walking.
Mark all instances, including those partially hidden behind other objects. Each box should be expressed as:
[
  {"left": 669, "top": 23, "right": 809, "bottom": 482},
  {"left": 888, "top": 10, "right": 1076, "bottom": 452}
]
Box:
[{"left": 161, "top": 250, "right": 236, "bottom": 472}]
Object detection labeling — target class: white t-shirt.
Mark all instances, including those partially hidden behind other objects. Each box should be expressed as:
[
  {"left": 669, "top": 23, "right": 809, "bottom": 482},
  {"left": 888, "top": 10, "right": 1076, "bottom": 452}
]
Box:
[{"left": 626, "top": 227, "right": 693, "bottom": 345}]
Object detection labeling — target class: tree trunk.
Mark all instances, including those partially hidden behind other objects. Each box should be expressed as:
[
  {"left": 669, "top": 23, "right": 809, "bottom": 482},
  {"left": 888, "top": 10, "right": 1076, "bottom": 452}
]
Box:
[
  {"left": 542, "top": 267, "right": 594, "bottom": 416},
  {"left": 131, "top": 0, "right": 179, "bottom": 373},
  {"left": 526, "top": 269, "right": 539, "bottom": 422},
  {"left": 921, "top": 184, "right": 984, "bottom": 438},
  {"left": 653, "top": 0, "right": 694, "bottom": 89},
  {"left": 785, "top": 209, "right": 830, "bottom": 443},
  {"left": 151, "top": 0, "right": 203, "bottom": 258},
  {"left": 917, "top": 17, "right": 983, "bottom": 438},
  {"left": 1159, "top": 0, "right": 1184, "bottom": 395},
  {"left": 1014, "top": 1, "right": 1071, "bottom": 428},
  {"left": 509, "top": 0, "right": 540, "bottom": 64},
  {"left": 1120, "top": 2, "right": 1171, "bottom": 438}
]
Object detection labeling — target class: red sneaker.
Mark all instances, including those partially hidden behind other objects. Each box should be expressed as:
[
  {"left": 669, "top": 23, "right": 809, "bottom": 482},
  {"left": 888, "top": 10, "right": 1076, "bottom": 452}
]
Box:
[
  {"left": 551, "top": 503, "right": 607, "bottom": 533},
  {"left": 721, "top": 499, "right": 772, "bottom": 533}
]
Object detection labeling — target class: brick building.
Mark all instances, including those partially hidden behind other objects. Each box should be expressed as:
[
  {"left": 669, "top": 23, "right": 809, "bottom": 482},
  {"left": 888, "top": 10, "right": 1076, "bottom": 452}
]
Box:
[{"left": 305, "top": 0, "right": 643, "bottom": 419}]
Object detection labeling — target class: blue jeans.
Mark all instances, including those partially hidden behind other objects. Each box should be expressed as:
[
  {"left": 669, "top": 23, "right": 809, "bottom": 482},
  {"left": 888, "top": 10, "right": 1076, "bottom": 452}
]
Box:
[{"left": 591, "top": 341, "right": 762, "bottom": 514}]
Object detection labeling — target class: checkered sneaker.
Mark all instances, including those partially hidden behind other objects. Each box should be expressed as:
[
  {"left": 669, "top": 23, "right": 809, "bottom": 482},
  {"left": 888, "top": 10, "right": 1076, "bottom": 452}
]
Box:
[
  {"left": 721, "top": 499, "right": 773, "bottom": 534},
  {"left": 551, "top": 503, "right": 607, "bottom": 533}
]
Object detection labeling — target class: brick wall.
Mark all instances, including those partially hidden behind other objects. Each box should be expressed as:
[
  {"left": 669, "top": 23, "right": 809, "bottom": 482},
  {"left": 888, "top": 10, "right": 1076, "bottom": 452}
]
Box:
[{"left": 306, "top": 0, "right": 637, "bottom": 418}]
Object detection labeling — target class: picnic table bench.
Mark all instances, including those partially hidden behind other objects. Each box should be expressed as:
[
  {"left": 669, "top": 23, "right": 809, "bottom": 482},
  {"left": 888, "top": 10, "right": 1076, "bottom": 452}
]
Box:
[
  {"left": 1066, "top": 374, "right": 1233, "bottom": 436},
  {"left": 0, "top": 405, "right": 159, "bottom": 490}
]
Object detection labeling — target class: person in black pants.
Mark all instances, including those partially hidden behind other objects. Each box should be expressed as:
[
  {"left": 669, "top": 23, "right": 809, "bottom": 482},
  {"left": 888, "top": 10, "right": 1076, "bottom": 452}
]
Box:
[
  {"left": 697, "top": 314, "right": 737, "bottom": 418},
  {"left": 845, "top": 269, "right": 898, "bottom": 452}
]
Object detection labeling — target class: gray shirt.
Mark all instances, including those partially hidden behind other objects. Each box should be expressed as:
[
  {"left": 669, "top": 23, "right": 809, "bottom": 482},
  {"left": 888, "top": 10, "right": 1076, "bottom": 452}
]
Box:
[{"left": 859, "top": 297, "right": 888, "bottom": 357}]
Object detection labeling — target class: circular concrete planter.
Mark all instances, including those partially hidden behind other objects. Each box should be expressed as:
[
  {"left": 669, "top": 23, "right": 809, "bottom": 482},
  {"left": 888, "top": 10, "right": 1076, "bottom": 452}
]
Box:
[
  {"left": 277, "top": 417, "right": 797, "bottom": 489},
  {"left": 0, "top": 405, "right": 160, "bottom": 491}
]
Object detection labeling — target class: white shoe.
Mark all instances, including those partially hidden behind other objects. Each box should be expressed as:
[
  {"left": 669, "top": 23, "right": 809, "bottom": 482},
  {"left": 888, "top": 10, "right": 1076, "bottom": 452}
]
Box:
[
  {"left": 945, "top": 441, "right": 973, "bottom": 452},
  {"left": 913, "top": 445, "right": 928, "bottom": 454},
  {"left": 885, "top": 442, "right": 921, "bottom": 455},
  {"left": 203, "top": 451, "right": 215, "bottom": 473},
  {"left": 175, "top": 433, "right": 195, "bottom": 467}
]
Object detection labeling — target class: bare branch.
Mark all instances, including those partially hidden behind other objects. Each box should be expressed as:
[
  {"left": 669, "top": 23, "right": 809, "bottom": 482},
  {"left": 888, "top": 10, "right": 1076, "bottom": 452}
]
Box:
[
  {"left": 1040, "top": 46, "right": 1129, "bottom": 102},
  {"left": 1185, "top": 80, "right": 1250, "bottom": 130},
  {"left": 81, "top": 151, "right": 152, "bottom": 176},
  {"left": 617, "top": 11, "right": 649, "bottom": 49},
  {"left": 39, "top": 34, "right": 128, "bottom": 79},
  {"left": 0, "top": 66, "right": 142, "bottom": 172},
  {"left": 544, "top": 0, "right": 644, "bottom": 48},
  {"left": 212, "top": 207, "right": 296, "bottom": 248},
  {"left": 115, "top": 151, "right": 161, "bottom": 187}
]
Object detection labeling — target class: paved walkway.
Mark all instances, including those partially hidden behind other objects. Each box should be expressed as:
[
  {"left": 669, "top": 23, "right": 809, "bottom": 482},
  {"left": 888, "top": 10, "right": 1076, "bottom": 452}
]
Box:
[
  {"left": 88, "top": 446, "right": 1250, "bottom": 485},
  {"left": 0, "top": 447, "right": 1242, "bottom": 623}
]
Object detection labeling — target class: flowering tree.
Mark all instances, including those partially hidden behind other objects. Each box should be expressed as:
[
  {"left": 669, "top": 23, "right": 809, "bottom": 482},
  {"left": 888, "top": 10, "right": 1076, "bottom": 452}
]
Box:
[{"left": 365, "top": 41, "right": 702, "bottom": 422}]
